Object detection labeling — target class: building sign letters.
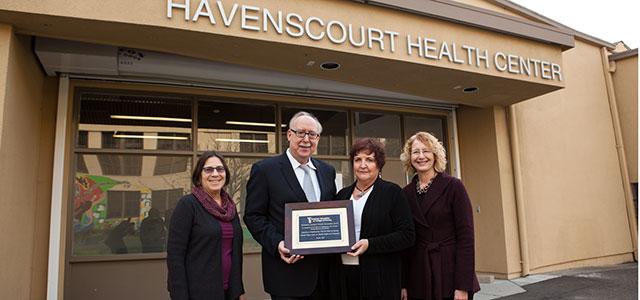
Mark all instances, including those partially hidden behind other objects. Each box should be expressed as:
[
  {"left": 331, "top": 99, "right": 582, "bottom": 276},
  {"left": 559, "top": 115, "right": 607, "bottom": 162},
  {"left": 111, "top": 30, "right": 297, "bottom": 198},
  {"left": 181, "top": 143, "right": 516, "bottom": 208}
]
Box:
[{"left": 167, "top": 0, "right": 563, "bottom": 81}]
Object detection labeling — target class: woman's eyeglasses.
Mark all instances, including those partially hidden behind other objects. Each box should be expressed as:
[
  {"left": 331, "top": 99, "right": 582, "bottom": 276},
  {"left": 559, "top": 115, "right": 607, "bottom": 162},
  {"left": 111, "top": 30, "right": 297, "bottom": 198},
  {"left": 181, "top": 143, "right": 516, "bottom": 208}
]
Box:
[
  {"left": 203, "top": 166, "right": 226, "bottom": 174},
  {"left": 411, "top": 149, "right": 432, "bottom": 156}
]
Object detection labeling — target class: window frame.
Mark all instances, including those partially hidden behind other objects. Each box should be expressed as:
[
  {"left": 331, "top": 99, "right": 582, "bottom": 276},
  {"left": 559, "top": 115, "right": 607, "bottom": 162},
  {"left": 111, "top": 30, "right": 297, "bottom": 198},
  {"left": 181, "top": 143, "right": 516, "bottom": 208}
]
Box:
[{"left": 68, "top": 84, "right": 453, "bottom": 262}]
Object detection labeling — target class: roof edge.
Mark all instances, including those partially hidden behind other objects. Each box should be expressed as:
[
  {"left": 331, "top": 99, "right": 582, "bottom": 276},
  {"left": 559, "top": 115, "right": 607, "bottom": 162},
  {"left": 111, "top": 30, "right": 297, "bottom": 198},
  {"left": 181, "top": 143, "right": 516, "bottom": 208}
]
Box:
[
  {"left": 609, "top": 48, "right": 638, "bottom": 61},
  {"left": 490, "top": 0, "right": 616, "bottom": 50},
  {"left": 353, "top": 0, "right": 574, "bottom": 50}
]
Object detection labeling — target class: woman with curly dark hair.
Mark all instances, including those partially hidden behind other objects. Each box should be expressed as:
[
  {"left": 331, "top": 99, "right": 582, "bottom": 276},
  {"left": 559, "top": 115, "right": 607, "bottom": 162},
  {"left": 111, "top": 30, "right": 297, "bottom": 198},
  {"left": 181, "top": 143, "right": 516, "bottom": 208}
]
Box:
[{"left": 334, "top": 138, "right": 415, "bottom": 300}]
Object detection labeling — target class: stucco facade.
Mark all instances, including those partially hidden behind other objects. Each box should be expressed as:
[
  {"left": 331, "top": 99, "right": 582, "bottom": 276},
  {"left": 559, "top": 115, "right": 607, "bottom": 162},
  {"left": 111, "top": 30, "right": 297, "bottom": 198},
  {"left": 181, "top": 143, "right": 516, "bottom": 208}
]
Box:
[{"left": 0, "top": 1, "right": 636, "bottom": 299}]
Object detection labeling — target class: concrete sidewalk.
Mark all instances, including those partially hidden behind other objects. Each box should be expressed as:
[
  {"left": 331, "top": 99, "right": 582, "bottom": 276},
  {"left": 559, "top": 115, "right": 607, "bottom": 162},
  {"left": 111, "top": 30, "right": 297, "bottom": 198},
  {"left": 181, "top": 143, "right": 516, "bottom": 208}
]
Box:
[{"left": 475, "top": 262, "right": 637, "bottom": 299}]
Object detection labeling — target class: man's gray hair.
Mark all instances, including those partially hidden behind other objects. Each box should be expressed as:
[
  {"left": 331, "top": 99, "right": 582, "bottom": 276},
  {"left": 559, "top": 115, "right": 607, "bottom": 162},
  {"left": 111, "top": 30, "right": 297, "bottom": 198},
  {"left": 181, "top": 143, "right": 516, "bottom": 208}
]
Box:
[{"left": 288, "top": 111, "right": 323, "bottom": 134}]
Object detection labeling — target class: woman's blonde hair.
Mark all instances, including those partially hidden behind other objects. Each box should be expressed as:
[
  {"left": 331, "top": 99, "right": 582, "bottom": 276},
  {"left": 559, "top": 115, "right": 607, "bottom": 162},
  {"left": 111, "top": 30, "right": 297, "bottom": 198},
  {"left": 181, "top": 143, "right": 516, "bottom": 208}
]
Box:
[{"left": 400, "top": 132, "right": 447, "bottom": 173}]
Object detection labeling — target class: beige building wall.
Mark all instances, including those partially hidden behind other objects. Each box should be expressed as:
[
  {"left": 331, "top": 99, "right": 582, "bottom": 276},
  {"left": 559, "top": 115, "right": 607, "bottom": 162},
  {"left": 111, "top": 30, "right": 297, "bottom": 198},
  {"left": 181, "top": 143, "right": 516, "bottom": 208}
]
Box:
[
  {"left": 0, "top": 1, "right": 634, "bottom": 296},
  {"left": 512, "top": 40, "right": 634, "bottom": 272},
  {"left": 610, "top": 54, "right": 638, "bottom": 183},
  {"left": 0, "top": 25, "right": 58, "bottom": 300},
  {"left": 457, "top": 106, "right": 522, "bottom": 278}
]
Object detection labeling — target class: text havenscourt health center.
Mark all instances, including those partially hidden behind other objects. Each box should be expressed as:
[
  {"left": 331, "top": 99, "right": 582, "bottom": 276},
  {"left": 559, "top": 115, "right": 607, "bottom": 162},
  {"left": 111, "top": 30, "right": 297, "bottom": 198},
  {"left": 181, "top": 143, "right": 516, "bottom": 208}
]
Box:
[{"left": 167, "top": 0, "right": 563, "bottom": 82}]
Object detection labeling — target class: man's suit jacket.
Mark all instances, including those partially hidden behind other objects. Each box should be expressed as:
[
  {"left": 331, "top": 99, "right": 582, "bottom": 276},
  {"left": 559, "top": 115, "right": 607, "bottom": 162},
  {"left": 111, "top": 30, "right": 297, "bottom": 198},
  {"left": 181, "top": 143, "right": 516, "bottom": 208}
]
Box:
[{"left": 243, "top": 153, "right": 336, "bottom": 296}]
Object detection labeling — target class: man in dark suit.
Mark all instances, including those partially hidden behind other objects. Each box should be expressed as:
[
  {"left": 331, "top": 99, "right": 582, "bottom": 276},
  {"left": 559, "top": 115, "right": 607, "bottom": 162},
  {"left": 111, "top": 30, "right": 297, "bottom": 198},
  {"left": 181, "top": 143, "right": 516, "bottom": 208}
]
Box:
[{"left": 244, "top": 111, "right": 337, "bottom": 300}]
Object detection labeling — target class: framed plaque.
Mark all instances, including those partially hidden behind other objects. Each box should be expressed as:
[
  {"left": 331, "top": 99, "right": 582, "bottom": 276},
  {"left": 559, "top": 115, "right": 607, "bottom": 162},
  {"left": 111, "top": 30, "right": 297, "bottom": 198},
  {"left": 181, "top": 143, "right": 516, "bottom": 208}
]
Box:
[{"left": 285, "top": 200, "right": 356, "bottom": 255}]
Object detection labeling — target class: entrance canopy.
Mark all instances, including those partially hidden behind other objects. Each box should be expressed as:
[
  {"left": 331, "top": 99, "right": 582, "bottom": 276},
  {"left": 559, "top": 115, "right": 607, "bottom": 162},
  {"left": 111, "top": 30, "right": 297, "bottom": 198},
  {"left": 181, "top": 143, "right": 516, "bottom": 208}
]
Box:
[{"left": 0, "top": 0, "right": 574, "bottom": 106}]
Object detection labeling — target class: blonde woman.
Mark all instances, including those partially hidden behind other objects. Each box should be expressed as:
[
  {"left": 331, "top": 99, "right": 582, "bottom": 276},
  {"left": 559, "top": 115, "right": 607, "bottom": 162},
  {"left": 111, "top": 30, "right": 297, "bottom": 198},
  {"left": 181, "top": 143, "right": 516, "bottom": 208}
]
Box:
[{"left": 400, "top": 132, "right": 479, "bottom": 300}]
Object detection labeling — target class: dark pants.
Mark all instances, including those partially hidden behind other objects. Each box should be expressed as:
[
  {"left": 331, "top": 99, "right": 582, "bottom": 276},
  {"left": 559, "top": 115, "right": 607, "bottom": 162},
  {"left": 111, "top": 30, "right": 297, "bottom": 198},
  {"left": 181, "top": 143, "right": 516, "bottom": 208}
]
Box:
[
  {"left": 270, "top": 286, "right": 329, "bottom": 300},
  {"left": 341, "top": 265, "right": 388, "bottom": 300},
  {"left": 343, "top": 265, "right": 362, "bottom": 300},
  {"left": 224, "top": 289, "right": 238, "bottom": 300},
  {"left": 270, "top": 293, "right": 327, "bottom": 300}
]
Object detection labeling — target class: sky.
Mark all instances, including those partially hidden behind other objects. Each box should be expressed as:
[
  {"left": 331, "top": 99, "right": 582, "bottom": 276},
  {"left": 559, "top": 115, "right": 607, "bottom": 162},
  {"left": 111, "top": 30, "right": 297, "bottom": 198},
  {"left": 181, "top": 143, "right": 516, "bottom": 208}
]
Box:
[{"left": 510, "top": 0, "right": 638, "bottom": 49}]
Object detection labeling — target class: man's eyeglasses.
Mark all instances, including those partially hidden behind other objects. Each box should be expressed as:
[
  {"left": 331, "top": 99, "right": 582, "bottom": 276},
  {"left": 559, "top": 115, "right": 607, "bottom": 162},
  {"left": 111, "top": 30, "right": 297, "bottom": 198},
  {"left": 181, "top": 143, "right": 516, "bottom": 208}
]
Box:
[
  {"left": 289, "top": 129, "right": 320, "bottom": 140},
  {"left": 203, "top": 166, "right": 226, "bottom": 174}
]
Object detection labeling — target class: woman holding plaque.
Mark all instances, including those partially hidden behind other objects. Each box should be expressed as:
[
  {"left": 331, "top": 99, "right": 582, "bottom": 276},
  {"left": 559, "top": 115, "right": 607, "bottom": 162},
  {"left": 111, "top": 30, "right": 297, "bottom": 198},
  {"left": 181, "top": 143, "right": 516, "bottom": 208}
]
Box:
[
  {"left": 400, "top": 132, "right": 480, "bottom": 300},
  {"left": 334, "top": 138, "right": 415, "bottom": 300},
  {"left": 167, "top": 151, "right": 245, "bottom": 300}
]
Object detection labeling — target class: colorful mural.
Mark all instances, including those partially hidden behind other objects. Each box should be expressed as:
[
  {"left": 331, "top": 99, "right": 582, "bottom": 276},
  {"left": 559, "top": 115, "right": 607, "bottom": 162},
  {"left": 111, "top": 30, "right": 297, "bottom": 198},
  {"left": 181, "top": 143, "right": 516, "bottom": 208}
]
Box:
[{"left": 74, "top": 174, "right": 123, "bottom": 232}]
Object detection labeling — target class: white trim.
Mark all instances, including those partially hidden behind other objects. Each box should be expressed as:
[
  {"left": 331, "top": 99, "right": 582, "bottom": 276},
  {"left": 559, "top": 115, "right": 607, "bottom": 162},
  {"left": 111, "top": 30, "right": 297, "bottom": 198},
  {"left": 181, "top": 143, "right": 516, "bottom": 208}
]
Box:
[
  {"left": 451, "top": 108, "right": 462, "bottom": 179},
  {"left": 47, "top": 75, "right": 69, "bottom": 300}
]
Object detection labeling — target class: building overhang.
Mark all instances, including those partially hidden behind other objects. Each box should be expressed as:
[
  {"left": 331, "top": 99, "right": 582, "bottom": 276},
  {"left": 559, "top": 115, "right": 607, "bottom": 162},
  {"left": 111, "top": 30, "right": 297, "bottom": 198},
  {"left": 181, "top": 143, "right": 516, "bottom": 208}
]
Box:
[
  {"left": 351, "top": 0, "right": 575, "bottom": 50},
  {"left": 0, "top": 0, "right": 573, "bottom": 107}
]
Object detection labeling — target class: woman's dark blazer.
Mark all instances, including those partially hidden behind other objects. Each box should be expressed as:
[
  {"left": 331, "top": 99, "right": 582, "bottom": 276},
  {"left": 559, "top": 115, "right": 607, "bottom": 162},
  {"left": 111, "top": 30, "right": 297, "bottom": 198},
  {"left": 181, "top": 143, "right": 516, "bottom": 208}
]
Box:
[
  {"left": 402, "top": 173, "right": 480, "bottom": 300},
  {"left": 167, "top": 194, "right": 244, "bottom": 300},
  {"left": 335, "top": 177, "right": 415, "bottom": 299}
]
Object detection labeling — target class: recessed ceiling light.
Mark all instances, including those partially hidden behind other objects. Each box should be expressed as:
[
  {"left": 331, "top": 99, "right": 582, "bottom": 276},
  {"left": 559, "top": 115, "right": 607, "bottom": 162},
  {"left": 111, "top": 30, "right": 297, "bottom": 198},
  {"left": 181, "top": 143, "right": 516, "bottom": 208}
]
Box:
[
  {"left": 462, "top": 87, "right": 479, "bottom": 93},
  {"left": 320, "top": 62, "right": 340, "bottom": 70}
]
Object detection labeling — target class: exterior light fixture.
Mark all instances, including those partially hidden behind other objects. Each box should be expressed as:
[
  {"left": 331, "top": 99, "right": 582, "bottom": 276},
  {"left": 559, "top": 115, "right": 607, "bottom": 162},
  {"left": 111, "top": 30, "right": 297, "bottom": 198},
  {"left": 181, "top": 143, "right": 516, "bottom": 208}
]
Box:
[
  {"left": 462, "top": 87, "right": 479, "bottom": 93},
  {"left": 320, "top": 62, "right": 340, "bottom": 70}
]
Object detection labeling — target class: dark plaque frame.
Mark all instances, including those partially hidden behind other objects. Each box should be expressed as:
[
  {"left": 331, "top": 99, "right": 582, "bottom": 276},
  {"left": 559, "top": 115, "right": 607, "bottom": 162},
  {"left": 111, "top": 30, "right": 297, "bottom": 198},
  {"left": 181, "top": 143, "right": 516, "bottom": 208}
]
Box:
[{"left": 284, "top": 200, "right": 356, "bottom": 255}]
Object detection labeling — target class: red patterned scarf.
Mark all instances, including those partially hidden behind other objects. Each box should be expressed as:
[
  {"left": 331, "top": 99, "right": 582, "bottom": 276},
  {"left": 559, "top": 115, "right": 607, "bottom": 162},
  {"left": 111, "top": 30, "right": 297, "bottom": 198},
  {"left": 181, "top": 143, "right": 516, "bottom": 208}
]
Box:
[{"left": 191, "top": 186, "right": 236, "bottom": 222}]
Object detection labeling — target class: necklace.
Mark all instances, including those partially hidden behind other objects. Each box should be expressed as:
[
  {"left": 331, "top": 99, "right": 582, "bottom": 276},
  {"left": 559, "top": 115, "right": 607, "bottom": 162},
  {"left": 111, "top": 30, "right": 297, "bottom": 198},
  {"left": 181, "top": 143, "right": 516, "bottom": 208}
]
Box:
[
  {"left": 354, "top": 181, "right": 375, "bottom": 198},
  {"left": 416, "top": 173, "right": 437, "bottom": 195}
]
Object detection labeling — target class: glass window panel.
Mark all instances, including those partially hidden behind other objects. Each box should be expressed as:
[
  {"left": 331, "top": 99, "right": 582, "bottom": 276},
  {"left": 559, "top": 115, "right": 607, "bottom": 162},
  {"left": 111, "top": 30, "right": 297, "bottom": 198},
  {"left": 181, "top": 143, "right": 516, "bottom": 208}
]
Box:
[
  {"left": 381, "top": 160, "right": 408, "bottom": 187},
  {"left": 106, "top": 191, "right": 124, "bottom": 219},
  {"left": 403, "top": 115, "right": 445, "bottom": 143},
  {"left": 198, "top": 100, "right": 276, "bottom": 153},
  {"left": 97, "top": 155, "right": 142, "bottom": 176},
  {"left": 215, "top": 157, "right": 262, "bottom": 253},
  {"left": 354, "top": 112, "right": 402, "bottom": 156},
  {"left": 78, "top": 92, "right": 192, "bottom": 150},
  {"left": 154, "top": 156, "right": 189, "bottom": 176},
  {"left": 323, "top": 160, "right": 352, "bottom": 191},
  {"left": 102, "top": 131, "right": 143, "bottom": 149},
  {"left": 124, "top": 192, "right": 141, "bottom": 218},
  {"left": 77, "top": 154, "right": 88, "bottom": 174},
  {"left": 151, "top": 188, "right": 183, "bottom": 214},
  {"left": 239, "top": 133, "right": 269, "bottom": 153},
  {"left": 281, "top": 108, "right": 349, "bottom": 156},
  {"left": 78, "top": 131, "right": 88, "bottom": 148},
  {"left": 157, "top": 133, "right": 192, "bottom": 151},
  {"left": 72, "top": 154, "right": 191, "bottom": 256}
]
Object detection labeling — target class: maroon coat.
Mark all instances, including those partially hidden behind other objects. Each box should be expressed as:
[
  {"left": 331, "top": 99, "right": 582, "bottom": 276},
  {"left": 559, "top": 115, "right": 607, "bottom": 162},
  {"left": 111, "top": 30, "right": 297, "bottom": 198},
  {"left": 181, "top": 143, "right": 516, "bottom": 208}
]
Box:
[{"left": 402, "top": 173, "right": 480, "bottom": 299}]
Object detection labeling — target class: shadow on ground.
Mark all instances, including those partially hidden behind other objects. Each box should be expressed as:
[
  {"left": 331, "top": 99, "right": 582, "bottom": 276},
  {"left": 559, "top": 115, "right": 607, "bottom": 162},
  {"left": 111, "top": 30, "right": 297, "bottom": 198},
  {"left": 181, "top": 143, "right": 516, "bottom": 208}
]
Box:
[{"left": 499, "top": 265, "right": 637, "bottom": 300}]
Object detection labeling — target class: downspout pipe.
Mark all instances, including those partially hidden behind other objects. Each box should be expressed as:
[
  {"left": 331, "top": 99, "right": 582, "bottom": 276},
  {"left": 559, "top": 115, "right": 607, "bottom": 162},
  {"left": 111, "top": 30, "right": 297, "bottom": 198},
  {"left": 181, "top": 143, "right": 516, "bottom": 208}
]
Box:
[
  {"left": 507, "top": 105, "right": 530, "bottom": 276},
  {"left": 599, "top": 47, "right": 638, "bottom": 260}
]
